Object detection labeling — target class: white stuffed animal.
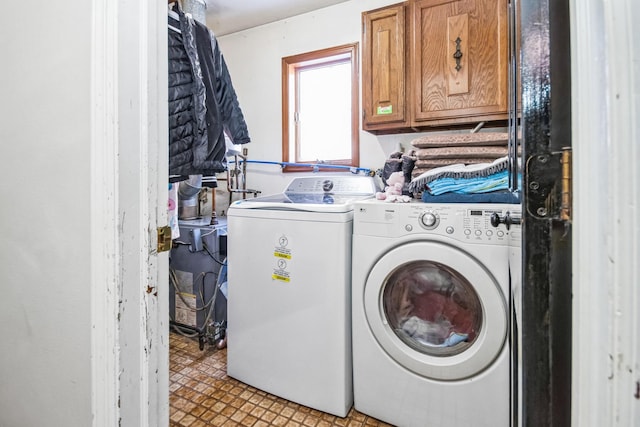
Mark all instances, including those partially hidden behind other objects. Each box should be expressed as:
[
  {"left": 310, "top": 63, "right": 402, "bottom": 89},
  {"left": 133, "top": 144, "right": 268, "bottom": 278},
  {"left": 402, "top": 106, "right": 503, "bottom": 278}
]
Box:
[{"left": 376, "top": 171, "right": 411, "bottom": 202}]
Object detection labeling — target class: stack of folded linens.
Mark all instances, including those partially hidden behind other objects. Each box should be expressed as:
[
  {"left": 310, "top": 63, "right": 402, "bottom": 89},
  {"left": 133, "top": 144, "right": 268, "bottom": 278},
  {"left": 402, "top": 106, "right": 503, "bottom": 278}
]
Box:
[
  {"left": 408, "top": 156, "right": 510, "bottom": 195},
  {"left": 410, "top": 132, "right": 508, "bottom": 179}
]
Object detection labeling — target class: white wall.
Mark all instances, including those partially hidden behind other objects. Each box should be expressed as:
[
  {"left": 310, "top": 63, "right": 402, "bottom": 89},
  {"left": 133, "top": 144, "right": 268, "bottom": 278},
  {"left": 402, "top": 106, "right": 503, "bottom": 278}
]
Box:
[
  {"left": 0, "top": 2, "right": 93, "bottom": 426},
  {"left": 213, "top": 0, "right": 472, "bottom": 211}
]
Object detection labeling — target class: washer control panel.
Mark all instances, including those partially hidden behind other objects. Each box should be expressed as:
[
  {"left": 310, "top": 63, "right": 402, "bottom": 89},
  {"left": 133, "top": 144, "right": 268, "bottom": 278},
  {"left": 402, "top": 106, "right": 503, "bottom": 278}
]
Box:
[{"left": 285, "top": 176, "right": 378, "bottom": 195}]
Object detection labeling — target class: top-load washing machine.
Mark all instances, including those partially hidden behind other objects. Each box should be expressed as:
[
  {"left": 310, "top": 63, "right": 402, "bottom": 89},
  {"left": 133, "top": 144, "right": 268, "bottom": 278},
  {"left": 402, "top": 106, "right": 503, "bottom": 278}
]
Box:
[
  {"left": 351, "top": 200, "right": 521, "bottom": 427},
  {"left": 226, "top": 175, "right": 379, "bottom": 417}
]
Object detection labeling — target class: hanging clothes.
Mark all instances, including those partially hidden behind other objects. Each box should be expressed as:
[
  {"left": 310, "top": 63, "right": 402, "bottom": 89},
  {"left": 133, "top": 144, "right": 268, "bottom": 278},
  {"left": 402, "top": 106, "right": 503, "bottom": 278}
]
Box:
[
  {"left": 168, "top": 5, "right": 250, "bottom": 177},
  {"left": 168, "top": 10, "right": 206, "bottom": 176},
  {"left": 192, "top": 19, "right": 250, "bottom": 171}
]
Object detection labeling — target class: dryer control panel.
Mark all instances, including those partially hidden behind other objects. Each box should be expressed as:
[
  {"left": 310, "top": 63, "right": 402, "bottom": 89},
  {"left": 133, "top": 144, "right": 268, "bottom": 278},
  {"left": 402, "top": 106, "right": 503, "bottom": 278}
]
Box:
[{"left": 353, "top": 200, "right": 521, "bottom": 245}]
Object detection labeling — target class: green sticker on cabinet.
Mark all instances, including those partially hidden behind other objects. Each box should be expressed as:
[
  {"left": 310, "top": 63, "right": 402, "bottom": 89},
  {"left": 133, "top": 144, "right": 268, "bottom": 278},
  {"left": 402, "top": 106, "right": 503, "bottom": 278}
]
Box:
[{"left": 377, "top": 105, "right": 393, "bottom": 115}]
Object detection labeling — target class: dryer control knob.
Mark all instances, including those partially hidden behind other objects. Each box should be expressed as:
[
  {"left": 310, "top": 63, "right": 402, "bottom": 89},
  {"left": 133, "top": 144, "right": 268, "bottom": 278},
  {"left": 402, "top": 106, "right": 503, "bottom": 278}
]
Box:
[
  {"left": 490, "top": 212, "right": 522, "bottom": 230},
  {"left": 419, "top": 211, "right": 439, "bottom": 230}
]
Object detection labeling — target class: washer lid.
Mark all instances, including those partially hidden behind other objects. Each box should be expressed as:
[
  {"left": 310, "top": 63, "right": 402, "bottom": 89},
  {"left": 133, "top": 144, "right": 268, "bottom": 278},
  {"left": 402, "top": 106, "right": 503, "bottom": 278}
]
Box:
[
  {"left": 229, "top": 193, "right": 374, "bottom": 213},
  {"left": 363, "top": 241, "right": 507, "bottom": 381}
]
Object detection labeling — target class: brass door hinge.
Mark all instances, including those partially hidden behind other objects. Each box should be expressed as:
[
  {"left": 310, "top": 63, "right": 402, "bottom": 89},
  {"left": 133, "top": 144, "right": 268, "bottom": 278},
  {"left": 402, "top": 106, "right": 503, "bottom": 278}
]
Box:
[
  {"left": 560, "top": 148, "right": 572, "bottom": 221},
  {"left": 157, "top": 226, "right": 172, "bottom": 253},
  {"left": 525, "top": 147, "right": 572, "bottom": 222}
]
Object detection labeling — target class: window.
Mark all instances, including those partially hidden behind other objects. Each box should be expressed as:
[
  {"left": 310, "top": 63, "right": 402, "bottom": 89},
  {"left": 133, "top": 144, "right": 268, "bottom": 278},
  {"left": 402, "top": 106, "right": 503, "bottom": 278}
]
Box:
[{"left": 282, "top": 43, "right": 359, "bottom": 172}]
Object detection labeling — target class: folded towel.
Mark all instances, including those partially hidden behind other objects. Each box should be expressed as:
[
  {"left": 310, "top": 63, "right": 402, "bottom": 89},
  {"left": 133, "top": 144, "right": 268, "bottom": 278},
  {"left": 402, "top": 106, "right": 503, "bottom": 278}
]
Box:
[
  {"left": 415, "top": 157, "right": 500, "bottom": 169},
  {"left": 410, "top": 132, "right": 508, "bottom": 148},
  {"left": 416, "top": 146, "right": 508, "bottom": 159},
  {"left": 421, "top": 190, "right": 521, "bottom": 204},
  {"left": 426, "top": 170, "right": 509, "bottom": 195},
  {"left": 409, "top": 156, "right": 509, "bottom": 193}
]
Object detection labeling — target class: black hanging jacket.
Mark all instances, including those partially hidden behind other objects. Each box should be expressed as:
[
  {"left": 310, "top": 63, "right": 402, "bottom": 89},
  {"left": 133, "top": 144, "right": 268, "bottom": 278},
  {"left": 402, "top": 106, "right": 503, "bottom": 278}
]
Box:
[{"left": 168, "top": 8, "right": 250, "bottom": 176}]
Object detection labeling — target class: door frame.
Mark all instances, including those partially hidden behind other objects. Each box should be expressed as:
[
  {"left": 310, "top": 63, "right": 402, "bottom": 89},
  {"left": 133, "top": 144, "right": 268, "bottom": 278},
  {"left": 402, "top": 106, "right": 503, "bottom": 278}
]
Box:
[
  {"left": 523, "top": 0, "right": 640, "bottom": 426},
  {"left": 90, "top": 1, "right": 169, "bottom": 426},
  {"left": 519, "top": 0, "right": 573, "bottom": 425}
]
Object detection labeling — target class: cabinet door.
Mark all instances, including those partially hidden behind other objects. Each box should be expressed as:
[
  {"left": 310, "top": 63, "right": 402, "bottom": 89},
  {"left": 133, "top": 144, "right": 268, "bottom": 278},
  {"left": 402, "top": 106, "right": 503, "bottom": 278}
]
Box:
[
  {"left": 362, "top": 3, "right": 409, "bottom": 132},
  {"left": 411, "top": 0, "right": 508, "bottom": 126}
]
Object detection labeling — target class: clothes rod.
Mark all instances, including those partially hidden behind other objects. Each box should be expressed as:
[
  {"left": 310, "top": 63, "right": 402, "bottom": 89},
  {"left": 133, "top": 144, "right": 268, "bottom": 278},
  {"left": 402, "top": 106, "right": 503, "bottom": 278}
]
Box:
[{"left": 228, "top": 159, "right": 374, "bottom": 176}]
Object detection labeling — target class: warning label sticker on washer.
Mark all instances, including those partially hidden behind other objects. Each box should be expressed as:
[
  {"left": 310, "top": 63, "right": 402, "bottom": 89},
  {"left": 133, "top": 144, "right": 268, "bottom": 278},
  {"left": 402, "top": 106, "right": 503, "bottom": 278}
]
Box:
[
  {"left": 273, "top": 236, "right": 292, "bottom": 282},
  {"left": 272, "top": 271, "right": 291, "bottom": 282},
  {"left": 274, "top": 249, "right": 291, "bottom": 259},
  {"left": 274, "top": 235, "right": 292, "bottom": 259},
  {"left": 273, "top": 259, "right": 290, "bottom": 282}
]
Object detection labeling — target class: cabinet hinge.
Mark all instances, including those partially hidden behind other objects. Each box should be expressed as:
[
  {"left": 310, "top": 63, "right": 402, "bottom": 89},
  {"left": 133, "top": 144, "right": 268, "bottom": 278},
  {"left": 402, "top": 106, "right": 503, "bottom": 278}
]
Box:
[{"left": 157, "top": 225, "right": 172, "bottom": 253}]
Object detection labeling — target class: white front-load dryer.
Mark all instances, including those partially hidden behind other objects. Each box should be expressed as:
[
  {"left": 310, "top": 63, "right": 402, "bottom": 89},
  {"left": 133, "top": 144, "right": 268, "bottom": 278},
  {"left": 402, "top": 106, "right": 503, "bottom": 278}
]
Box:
[{"left": 351, "top": 200, "right": 520, "bottom": 427}]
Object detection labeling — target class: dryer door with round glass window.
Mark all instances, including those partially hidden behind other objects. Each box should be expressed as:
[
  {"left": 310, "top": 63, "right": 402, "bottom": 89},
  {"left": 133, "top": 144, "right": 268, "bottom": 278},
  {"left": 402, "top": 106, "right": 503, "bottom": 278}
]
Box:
[{"left": 363, "top": 241, "right": 507, "bottom": 381}]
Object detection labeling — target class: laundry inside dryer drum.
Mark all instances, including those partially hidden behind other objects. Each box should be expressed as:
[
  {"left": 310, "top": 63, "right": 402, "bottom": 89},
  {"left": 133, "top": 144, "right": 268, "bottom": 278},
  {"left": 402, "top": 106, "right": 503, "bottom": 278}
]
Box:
[{"left": 382, "top": 260, "right": 483, "bottom": 357}]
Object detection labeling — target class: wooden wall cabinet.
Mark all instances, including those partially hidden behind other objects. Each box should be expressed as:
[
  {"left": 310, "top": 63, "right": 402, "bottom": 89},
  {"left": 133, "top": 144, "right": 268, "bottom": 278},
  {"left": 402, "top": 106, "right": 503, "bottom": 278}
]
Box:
[
  {"left": 361, "top": 3, "right": 410, "bottom": 133},
  {"left": 362, "top": 0, "right": 509, "bottom": 133},
  {"left": 411, "top": 0, "right": 509, "bottom": 126}
]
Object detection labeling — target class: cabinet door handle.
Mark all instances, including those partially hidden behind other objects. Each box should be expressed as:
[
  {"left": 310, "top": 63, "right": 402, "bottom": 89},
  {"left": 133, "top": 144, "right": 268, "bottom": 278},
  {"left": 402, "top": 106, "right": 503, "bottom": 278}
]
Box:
[{"left": 453, "top": 37, "right": 463, "bottom": 71}]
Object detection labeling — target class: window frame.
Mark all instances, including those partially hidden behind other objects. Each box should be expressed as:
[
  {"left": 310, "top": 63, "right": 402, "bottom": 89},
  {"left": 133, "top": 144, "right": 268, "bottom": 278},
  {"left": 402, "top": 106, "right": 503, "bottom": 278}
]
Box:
[{"left": 281, "top": 43, "right": 360, "bottom": 173}]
